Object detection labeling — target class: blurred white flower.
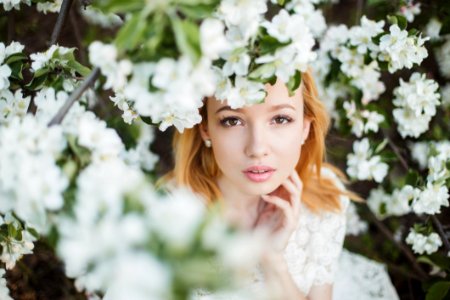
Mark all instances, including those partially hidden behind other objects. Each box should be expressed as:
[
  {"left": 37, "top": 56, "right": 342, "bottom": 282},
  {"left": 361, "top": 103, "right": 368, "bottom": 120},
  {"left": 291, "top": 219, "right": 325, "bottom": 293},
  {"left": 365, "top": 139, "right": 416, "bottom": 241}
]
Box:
[
  {"left": 36, "top": 0, "right": 62, "bottom": 13},
  {"left": 218, "top": 0, "right": 267, "bottom": 42},
  {"left": 77, "top": 113, "right": 125, "bottom": 162},
  {"left": 149, "top": 188, "right": 206, "bottom": 252},
  {"left": 349, "top": 16, "right": 384, "bottom": 54},
  {"left": 435, "top": 38, "right": 450, "bottom": 79},
  {"left": 345, "top": 202, "right": 368, "bottom": 235},
  {"left": 425, "top": 18, "right": 442, "bottom": 40},
  {"left": 0, "top": 268, "right": 12, "bottom": 300},
  {"left": 80, "top": 6, "right": 123, "bottom": 28},
  {"left": 399, "top": 1, "right": 421, "bottom": 22},
  {"left": 412, "top": 182, "right": 449, "bottom": 215},
  {"left": 0, "top": 89, "right": 30, "bottom": 124},
  {"left": 441, "top": 84, "right": 450, "bottom": 107},
  {"left": 409, "top": 142, "right": 429, "bottom": 169},
  {"left": 103, "top": 252, "right": 171, "bottom": 300},
  {"left": 347, "top": 138, "right": 388, "bottom": 183},
  {"left": 221, "top": 48, "right": 251, "bottom": 76},
  {"left": 0, "top": 0, "right": 30, "bottom": 11},
  {"left": 406, "top": 229, "right": 442, "bottom": 255},
  {"left": 388, "top": 185, "right": 415, "bottom": 216},
  {"left": 200, "top": 19, "right": 231, "bottom": 60},
  {"left": 226, "top": 77, "right": 266, "bottom": 109},
  {"left": 0, "top": 64, "right": 11, "bottom": 91}
]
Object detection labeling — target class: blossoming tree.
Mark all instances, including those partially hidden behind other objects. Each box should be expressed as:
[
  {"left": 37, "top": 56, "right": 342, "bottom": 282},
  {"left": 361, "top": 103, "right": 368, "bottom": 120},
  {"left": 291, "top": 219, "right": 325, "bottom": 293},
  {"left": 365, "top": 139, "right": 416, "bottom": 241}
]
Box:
[{"left": 0, "top": 0, "right": 449, "bottom": 299}]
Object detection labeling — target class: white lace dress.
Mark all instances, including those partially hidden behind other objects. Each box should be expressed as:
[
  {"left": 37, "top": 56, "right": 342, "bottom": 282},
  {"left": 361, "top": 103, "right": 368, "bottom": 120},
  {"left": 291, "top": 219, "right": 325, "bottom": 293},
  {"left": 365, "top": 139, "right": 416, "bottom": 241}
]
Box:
[{"left": 191, "top": 169, "right": 400, "bottom": 300}]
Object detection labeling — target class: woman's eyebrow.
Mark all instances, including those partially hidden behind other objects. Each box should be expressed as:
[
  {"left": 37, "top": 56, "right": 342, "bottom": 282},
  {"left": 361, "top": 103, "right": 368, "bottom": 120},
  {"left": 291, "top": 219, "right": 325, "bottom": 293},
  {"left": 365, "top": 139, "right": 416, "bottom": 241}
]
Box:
[
  {"left": 215, "top": 106, "right": 242, "bottom": 114},
  {"left": 269, "top": 104, "right": 296, "bottom": 111}
]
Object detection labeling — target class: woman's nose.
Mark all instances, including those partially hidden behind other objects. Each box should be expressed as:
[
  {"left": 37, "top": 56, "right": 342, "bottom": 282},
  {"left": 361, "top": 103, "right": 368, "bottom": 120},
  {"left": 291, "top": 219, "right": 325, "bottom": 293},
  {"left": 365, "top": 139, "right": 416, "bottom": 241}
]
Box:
[{"left": 244, "top": 124, "right": 269, "bottom": 158}]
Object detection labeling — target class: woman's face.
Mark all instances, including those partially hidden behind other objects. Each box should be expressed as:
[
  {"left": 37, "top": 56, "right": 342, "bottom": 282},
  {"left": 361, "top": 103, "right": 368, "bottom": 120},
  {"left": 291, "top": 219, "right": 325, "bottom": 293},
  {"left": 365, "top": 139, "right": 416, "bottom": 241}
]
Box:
[{"left": 200, "top": 78, "right": 311, "bottom": 196}]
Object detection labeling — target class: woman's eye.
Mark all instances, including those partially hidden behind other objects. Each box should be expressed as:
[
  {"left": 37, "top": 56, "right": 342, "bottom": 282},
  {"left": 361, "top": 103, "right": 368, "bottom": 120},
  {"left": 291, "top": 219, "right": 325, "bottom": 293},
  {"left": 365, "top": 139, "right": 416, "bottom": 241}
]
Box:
[
  {"left": 273, "top": 115, "right": 292, "bottom": 124},
  {"left": 220, "top": 117, "right": 242, "bottom": 127}
]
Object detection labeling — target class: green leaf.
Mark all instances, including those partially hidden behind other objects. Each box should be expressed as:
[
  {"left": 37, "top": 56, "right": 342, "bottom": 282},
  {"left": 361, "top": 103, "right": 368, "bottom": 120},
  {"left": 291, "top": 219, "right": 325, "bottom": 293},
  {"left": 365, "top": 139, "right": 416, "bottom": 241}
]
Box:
[
  {"left": 387, "top": 15, "right": 398, "bottom": 26},
  {"left": 66, "top": 60, "right": 91, "bottom": 77},
  {"left": 249, "top": 64, "right": 275, "bottom": 80},
  {"left": 277, "top": 0, "right": 285, "bottom": 5},
  {"left": 374, "top": 138, "right": 388, "bottom": 154},
  {"left": 396, "top": 15, "right": 408, "bottom": 30},
  {"left": 178, "top": 4, "right": 217, "bottom": 19},
  {"left": 115, "top": 12, "right": 147, "bottom": 51},
  {"left": 259, "top": 35, "right": 289, "bottom": 55},
  {"left": 426, "top": 281, "right": 450, "bottom": 300},
  {"left": 171, "top": 16, "right": 201, "bottom": 63},
  {"left": 9, "top": 61, "right": 24, "bottom": 80},
  {"left": 92, "top": 0, "right": 142, "bottom": 14},
  {"left": 5, "top": 53, "right": 27, "bottom": 64},
  {"left": 405, "top": 170, "right": 419, "bottom": 186},
  {"left": 34, "top": 67, "right": 50, "bottom": 78},
  {"left": 26, "top": 73, "right": 48, "bottom": 90},
  {"left": 286, "top": 71, "right": 301, "bottom": 97}
]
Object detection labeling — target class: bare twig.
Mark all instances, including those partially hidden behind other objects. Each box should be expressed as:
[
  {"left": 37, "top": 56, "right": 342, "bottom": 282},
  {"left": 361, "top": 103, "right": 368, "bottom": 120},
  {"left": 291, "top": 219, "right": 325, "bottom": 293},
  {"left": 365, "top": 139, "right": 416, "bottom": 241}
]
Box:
[
  {"left": 355, "top": 0, "right": 364, "bottom": 24},
  {"left": 382, "top": 129, "right": 409, "bottom": 171},
  {"left": 50, "top": 0, "right": 74, "bottom": 45},
  {"left": 69, "top": 8, "right": 87, "bottom": 65},
  {"left": 48, "top": 67, "right": 100, "bottom": 126},
  {"left": 366, "top": 209, "right": 429, "bottom": 280},
  {"left": 431, "top": 215, "right": 450, "bottom": 253}
]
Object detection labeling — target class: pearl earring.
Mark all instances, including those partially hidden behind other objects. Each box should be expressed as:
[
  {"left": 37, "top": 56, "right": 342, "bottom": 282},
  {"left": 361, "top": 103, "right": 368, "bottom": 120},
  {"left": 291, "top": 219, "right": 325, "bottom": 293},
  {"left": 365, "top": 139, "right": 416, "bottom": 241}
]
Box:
[{"left": 204, "top": 139, "right": 212, "bottom": 148}]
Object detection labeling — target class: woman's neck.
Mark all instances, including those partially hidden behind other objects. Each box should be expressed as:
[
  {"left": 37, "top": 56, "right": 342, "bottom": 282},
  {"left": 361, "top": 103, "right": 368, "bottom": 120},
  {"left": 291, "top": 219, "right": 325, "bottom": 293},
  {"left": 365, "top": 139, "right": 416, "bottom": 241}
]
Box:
[{"left": 216, "top": 176, "right": 263, "bottom": 230}]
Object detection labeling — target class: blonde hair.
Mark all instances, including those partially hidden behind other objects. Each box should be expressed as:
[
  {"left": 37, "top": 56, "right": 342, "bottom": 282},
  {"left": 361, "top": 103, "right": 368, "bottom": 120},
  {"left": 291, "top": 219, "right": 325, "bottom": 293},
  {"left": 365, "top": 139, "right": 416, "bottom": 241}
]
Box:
[{"left": 159, "top": 69, "right": 361, "bottom": 213}]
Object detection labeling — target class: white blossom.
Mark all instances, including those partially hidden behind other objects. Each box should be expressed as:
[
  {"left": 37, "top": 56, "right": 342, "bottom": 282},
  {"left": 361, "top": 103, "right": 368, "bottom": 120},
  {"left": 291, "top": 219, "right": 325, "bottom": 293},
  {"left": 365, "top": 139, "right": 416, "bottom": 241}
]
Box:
[
  {"left": 200, "top": 19, "right": 231, "bottom": 60},
  {"left": 0, "top": 89, "right": 30, "bottom": 124},
  {"left": 80, "top": 6, "right": 123, "bottom": 28},
  {"left": 225, "top": 76, "right": 266, "bottom": 109},
  {"left": 406, "top": 229, "right": 442, "bottom": 255},
  {"left": 393, "top": 73, "right": 440, "bottom": 138},
  {"left": 435, "top": 38, "right": 450, "bottom": 78},
  {"left": 349, "top": 16, "right": 384, "bottom": 54},
  {"left": 378, "top": 25, "right": 428, "bottom": 73},
  {"left": 36, "top": 0, "right": 62, "bottom": 13},
  {"left": 218, "top": 0, "right": 267, "bottom": 43},
  {"left": 441, "top": 84, "right": 450, "bottom": 107},
  {"left": 149, "top": 188, "right": 206, "bottom": 252},
  {"left": 425, "top": 18, "right": 442, "bottom": 40},
  {"left": 0, "top": 268, "right": 12, "bottom": 300},
  {"left": 0, "top": 0, "right": 30, "bottom": 11},
  {"left": 30, "top": 45, "right": 72, "bottom": 72},
  {"left": 345, "top": 202, "right": 368, "bottom": 235},
  {"left": 399, "top": 1, "right": 421, "bottom": 22},
  {"left": 347, "top": 138, "right": 388, "bottom": 183},
  {"left": 412, "top": 182, "right": 449, "bottom": 215}
]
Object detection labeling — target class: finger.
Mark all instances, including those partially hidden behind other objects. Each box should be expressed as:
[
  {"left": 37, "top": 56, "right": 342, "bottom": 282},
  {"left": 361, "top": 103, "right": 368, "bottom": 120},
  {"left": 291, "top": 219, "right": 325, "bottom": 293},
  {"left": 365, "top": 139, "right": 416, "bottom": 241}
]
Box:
[
  {"left": 281, "top": 178, "right": 301, "bottom": 216},
  {"left": 261, "top": 195, "right": 294, "bottom": 227},
  {"left": 291, "top": 171, "right": 303, "bottom": 193}
]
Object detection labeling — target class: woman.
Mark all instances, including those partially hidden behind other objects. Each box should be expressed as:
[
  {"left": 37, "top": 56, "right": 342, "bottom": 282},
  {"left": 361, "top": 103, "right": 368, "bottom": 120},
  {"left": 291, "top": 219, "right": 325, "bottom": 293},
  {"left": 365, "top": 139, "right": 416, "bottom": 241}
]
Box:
[{"left": 162, "top": 69, "right": 398, "bottom": 300}]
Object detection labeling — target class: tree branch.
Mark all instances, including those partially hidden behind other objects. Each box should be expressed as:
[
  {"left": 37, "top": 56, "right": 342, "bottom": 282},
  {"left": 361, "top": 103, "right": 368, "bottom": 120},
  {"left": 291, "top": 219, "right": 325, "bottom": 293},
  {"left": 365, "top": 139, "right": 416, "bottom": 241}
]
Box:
[
  {"left": 366, "top": 209, "right": 429, "bottom": 280},
  {"left": 382, "top": 129, "right": 409, "bottom": 171},
  {"left": 431, "top": 215, "right": 450, "bottom": 254},
  {"left": 50, "top": 0, "right": 74, "bottom": 45},
  {"left": 48, "top": 67, "right": 100, "bottom": 126},
  {"left": 69, "top": 8, "right": 87, "bottom": 65}
]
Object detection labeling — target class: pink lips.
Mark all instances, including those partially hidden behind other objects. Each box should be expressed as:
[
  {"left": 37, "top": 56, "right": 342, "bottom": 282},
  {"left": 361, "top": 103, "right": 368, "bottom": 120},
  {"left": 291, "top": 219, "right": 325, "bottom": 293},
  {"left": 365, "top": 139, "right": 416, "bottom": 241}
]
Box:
[{"left": 243, "top": 166, "right": 275, "bottom": 183}]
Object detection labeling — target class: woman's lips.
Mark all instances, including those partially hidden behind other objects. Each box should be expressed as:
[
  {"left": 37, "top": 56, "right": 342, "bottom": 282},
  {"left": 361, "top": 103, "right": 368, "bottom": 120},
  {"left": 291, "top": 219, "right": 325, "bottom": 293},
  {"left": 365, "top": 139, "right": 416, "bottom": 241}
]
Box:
[{"left": 243, "top": 166, "right": 276, "bottom": 183}]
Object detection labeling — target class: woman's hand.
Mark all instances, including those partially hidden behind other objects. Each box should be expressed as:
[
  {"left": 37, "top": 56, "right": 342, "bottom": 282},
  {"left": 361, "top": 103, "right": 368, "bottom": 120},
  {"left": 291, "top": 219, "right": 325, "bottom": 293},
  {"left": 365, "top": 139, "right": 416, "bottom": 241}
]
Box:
[{"left": 253, "top": 170, "right": 303, "bottom": 252}]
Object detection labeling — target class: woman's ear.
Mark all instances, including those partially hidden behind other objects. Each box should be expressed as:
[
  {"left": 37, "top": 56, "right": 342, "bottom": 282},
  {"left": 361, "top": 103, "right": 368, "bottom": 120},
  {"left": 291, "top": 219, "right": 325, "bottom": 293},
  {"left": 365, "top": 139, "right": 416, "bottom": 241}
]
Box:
[{"left": 302, "top": 117, "right": 312, "bottom": 145}]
